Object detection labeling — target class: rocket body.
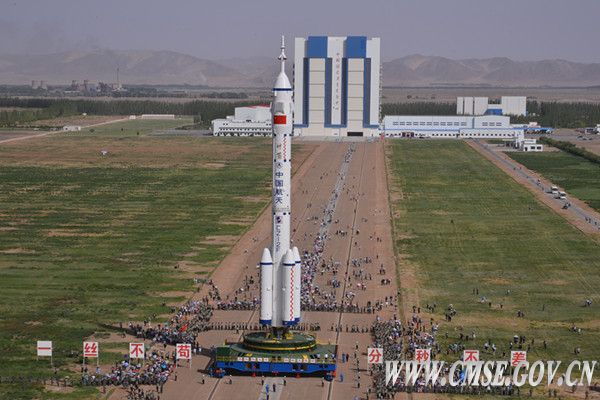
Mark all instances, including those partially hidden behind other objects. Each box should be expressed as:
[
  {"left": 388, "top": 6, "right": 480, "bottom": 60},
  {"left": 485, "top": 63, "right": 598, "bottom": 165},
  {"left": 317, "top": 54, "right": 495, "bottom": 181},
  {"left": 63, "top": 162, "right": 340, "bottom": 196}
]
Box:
[{"left": 260, "top": 36, "right": 300, "bottom": 328}]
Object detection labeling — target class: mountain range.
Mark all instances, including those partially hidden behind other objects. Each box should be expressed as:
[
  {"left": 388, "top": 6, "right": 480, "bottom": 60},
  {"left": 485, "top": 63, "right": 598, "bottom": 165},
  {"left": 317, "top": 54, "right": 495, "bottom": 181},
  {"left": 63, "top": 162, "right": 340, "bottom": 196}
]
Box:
[{"left": 1, "top": 49, "right": 600, "bottom": 87}]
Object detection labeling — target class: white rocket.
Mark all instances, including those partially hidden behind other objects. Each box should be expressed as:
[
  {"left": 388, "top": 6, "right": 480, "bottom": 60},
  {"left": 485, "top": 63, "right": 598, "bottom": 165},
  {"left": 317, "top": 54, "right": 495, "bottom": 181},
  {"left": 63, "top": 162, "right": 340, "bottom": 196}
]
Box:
[{"left": 259, "top": 36, "right": 301, "bottom": 328}]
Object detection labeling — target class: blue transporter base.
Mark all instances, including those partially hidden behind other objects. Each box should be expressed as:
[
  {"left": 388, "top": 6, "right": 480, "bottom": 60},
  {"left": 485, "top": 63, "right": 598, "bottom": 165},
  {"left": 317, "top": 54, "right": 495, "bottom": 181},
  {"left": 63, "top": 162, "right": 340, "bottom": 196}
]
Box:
[{"left": 211, "top": 330, "right": 336, "bottom": 380}]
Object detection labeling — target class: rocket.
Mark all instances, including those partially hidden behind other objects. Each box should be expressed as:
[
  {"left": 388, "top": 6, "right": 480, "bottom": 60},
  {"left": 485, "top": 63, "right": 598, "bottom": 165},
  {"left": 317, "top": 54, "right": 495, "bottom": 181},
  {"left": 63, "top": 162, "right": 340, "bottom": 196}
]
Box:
[{"left": 260, "top": 36, "right": 301, "bottom": 328}]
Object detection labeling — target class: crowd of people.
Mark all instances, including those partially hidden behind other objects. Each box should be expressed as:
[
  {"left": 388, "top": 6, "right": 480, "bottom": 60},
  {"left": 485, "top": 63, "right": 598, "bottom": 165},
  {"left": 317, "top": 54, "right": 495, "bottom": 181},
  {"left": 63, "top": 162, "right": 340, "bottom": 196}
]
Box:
[
  {"left": 127, "top": 300, "right": 213, "bottom": 345},
  {"left": 81, "top": 351, "right": 172, "bottom": 388}
]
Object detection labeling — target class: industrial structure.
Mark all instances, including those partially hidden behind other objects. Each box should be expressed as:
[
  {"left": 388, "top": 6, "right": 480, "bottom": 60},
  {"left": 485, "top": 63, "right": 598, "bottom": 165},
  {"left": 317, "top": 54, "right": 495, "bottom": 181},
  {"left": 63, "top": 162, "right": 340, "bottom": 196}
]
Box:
[
  {"left": 293, "top": 36, "right": 381, "bottom": 137},
  {"left": 457, "top": 96, "right": 527, "bottom": 116},
  {"left": 30, "top": 80, "right": 47, "bottom": 90},
  {"left": 382, "top": 115, "right": 524, "bottom": 139},
  {"left": 212, "top": 37, "right": 336, "bottom": 378},
  {"left": 211, "top": 106, "right": 271, "bottom": 136}
]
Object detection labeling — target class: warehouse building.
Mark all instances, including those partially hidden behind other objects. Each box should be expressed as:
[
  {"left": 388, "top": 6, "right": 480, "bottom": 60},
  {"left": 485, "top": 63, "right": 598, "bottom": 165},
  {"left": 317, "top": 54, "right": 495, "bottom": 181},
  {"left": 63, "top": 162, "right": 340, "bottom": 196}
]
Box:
[
  {"left": 457, "top": 96, "right": 527, "bottom": 116},
  {"left": 293, "top": 36, "right": 381, "bottom": 137},
  {"left": 211, "top": 105, "right": 271, "bottom": 136},
  {"left": 382, "top": 115, "right": 524, "bottom": 139}
]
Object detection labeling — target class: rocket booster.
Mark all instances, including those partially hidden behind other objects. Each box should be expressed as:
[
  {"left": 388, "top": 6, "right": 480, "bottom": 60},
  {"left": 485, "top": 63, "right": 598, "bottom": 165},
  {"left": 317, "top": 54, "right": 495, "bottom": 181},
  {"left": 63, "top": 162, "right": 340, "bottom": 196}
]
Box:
[{"left": 260, "top": 36, "right": 300, "bottom": 328}]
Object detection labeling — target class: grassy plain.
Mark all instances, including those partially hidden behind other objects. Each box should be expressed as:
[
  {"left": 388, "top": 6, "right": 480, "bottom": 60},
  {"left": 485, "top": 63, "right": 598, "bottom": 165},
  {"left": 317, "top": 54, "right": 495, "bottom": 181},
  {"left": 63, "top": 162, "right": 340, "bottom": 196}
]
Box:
[
  {"left": 0, "top": 121, "right": 312, "bottom": 399},
  {"left": 508, "top": 150, "right": 600, "bottom": 212},
  {"left": 387, "top": 141, "right": 600, "bottom": 372}
]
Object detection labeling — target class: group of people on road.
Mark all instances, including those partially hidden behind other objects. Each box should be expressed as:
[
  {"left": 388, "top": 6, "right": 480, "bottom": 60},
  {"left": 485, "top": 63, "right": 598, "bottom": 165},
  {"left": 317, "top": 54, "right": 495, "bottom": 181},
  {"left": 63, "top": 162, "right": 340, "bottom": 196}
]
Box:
[
  {"left": 128, "top": 300, "right": 213, "bottom": 345},
  {"left": 82, "top": 351, "right": 172, "bottom": 388}
]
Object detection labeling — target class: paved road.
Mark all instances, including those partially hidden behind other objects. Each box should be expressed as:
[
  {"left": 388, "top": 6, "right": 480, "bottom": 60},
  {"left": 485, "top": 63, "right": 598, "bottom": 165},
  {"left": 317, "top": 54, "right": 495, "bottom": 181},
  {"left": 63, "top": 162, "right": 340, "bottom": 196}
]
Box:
[{"left": 472, "top": 140, "right": 600, "bottom": 233}]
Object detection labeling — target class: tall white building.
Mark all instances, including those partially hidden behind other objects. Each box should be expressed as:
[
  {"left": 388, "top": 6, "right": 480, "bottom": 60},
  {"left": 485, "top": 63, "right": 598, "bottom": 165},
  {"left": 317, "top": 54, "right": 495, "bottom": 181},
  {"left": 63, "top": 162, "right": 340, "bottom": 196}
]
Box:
[
  {"left": 293, "top": 36, "right": 381, "bottom": 137},
  {"left": 457, "top": 96, "right": 527, "bottom": 116}
]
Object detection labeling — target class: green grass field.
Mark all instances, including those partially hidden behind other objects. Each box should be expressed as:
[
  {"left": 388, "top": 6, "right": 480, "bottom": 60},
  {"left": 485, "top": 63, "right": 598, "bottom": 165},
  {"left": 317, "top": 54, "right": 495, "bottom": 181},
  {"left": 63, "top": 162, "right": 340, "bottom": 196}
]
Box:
[
  {"left": 72, "top": 118, "right": 193, "bottom": 137},
  {"left": 0, "top": 121, "right": 296, "bottom": 399},
  {"left": 387, "top": 141, "right": 600, "bottom": 373},
  {"left": 508, "top": 150, "right": 600, "bottom": 212}
]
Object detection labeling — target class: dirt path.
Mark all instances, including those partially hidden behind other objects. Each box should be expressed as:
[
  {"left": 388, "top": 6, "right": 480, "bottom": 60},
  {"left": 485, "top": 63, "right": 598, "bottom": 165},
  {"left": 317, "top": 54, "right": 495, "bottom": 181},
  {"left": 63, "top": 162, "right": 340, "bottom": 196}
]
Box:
[{"left": 468, "top": 140, "right": 600, "bottom": 238}]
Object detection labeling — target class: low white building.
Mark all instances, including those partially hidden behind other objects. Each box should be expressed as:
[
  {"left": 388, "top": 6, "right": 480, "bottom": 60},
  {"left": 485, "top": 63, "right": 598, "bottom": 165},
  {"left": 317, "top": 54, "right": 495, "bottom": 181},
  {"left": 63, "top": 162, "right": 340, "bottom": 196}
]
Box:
[
  {"left": 211, "top": 105, "right": 272, "bottom": 136},
  {"left": 140, "top": 114, "right": 175, "bottom": 120},
  {"left": 513, "top": 132, "right": 543, "bottom": 151},
  {"left": 382, "top": 115, "right": 524, "bottom": 139}
]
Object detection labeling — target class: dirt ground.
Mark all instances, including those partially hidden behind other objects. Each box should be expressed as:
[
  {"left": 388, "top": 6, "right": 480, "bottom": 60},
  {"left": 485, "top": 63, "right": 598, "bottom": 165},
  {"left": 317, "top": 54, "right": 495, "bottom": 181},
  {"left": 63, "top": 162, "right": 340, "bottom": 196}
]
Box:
[
  {"left": 106, "top": 139, "right": 403, "bottom": 400},
  {"left": 31, "top": 115, "right": 127, "bottom": 127},
  {"left": 0, "top": 137, "right": 249, "bottom": 167},
  {"left": 0, "top": 117, "right": 128, "bottom": 146}
]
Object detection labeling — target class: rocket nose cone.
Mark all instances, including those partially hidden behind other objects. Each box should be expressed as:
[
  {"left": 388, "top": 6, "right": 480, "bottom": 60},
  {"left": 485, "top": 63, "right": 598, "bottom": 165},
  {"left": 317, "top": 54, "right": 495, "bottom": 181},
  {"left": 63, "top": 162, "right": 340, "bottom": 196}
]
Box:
[
  {"left": 261, "top": 248, "right": 273, "bottom": 264},
  {"left": 292, "top": 246, "right": 301, "bottom": 263}
]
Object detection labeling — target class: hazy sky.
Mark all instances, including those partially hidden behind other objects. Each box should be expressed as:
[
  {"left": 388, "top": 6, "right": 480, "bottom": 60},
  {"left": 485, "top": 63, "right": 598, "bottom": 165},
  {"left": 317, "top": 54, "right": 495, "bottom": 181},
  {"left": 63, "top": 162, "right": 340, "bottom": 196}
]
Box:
[{"left": 1, "top": 0, "right": 600, "bottom": 62}]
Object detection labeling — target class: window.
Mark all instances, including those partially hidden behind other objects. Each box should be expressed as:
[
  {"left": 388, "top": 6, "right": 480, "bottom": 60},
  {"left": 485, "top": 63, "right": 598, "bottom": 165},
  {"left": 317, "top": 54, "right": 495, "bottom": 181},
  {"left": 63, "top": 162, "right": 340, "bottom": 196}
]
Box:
[
  {"left": 461, "top": 122, "right": 466, "bottom": 126},
  {"left": 482, "top": 122, "right": 488, "bottom": 126},
  {"left": 440, "top": 122, "right": 446, "bottom": 126},
  {"left": 433, "top": 122, "right": 439, "bottom": 126},
  {"left": 420, "top": 122, "right": 426, "bottom": 126},
  {"left": 426, "top": 122, "right": 432, "bottom": 126}
]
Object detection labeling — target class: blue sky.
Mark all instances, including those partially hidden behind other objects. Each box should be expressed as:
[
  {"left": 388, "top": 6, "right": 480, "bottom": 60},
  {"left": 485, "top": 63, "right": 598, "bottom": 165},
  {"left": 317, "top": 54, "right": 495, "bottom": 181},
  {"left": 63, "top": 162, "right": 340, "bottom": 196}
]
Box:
[{"left": 1, "top": 0, "right": 599, "bottom": 62}]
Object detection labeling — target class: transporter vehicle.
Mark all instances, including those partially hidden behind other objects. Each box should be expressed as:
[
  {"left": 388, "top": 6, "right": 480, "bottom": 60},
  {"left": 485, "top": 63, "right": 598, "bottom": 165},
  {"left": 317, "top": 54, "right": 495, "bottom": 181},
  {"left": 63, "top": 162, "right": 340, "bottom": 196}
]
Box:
[{"left": 550, "top": 186, "right": 559, "bottom": 195}]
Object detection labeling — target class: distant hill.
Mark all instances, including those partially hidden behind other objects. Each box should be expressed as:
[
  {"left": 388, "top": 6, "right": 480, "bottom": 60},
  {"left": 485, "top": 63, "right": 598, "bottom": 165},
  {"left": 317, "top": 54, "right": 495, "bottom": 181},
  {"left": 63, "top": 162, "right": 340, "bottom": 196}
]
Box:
[
  {"left": 1, "top": 49, "right": 600, "bottom": 88},
  {"left": 383, "top": 55, "right": 600, "bottom": 87},
  {"left": 0, "top": 49, "right": 245, "bottom": 86}
]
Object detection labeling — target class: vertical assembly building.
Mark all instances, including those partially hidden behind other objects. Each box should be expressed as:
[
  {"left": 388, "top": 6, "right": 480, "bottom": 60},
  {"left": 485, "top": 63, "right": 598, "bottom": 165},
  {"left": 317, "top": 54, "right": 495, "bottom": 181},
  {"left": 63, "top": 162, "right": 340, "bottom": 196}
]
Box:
[{"left": 293, "top": 36, "right": 381, "bottom": 137}]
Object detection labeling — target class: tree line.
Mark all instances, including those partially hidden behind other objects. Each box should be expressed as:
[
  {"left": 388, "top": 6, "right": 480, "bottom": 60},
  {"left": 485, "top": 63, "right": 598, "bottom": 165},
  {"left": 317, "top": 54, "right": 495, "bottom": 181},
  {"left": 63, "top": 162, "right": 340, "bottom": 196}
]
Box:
[
  {"left": 0, "top": 102, "right": 78, "bottom": 126},
  {"left": 2, "top": 98, "right": 600, "bottom": 129},
  {"left": 511, "top": 101, "right": 600, "bottom": 128},
  {"left": 0, "top": 98, "right": 254, "bottom": 127},
  {"left": 539, "top": 137, "right": 600, "bottom": 166}
]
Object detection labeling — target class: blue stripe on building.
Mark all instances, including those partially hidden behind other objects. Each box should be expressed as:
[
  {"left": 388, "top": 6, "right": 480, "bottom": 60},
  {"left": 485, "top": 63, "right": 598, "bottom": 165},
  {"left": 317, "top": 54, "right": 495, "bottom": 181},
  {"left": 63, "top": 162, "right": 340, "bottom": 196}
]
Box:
[
  {"left": 346, "top": 36, "right": 367, "bottom": 58},
  {"left": 363, "top": 58, "right": 371, "bottom": 128},
  {"left": 306, "top": 36, "right": 328, "bottom": 58},
  {"left": 342, "top": 58, "right": 348, "bottom": 126},
  {"left": 324, "top": 58, "right": 332, "bottom": 126},
  {"left": 303, "top": 58, "right": 310, "bottom": 126}
]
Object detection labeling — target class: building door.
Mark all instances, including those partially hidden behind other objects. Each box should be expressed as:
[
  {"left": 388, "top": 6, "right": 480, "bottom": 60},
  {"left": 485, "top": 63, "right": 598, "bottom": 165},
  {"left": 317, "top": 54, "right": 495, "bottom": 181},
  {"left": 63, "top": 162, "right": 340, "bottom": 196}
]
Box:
[{"left": 348, "top": 131, "right": 363, "bottom": 137}]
